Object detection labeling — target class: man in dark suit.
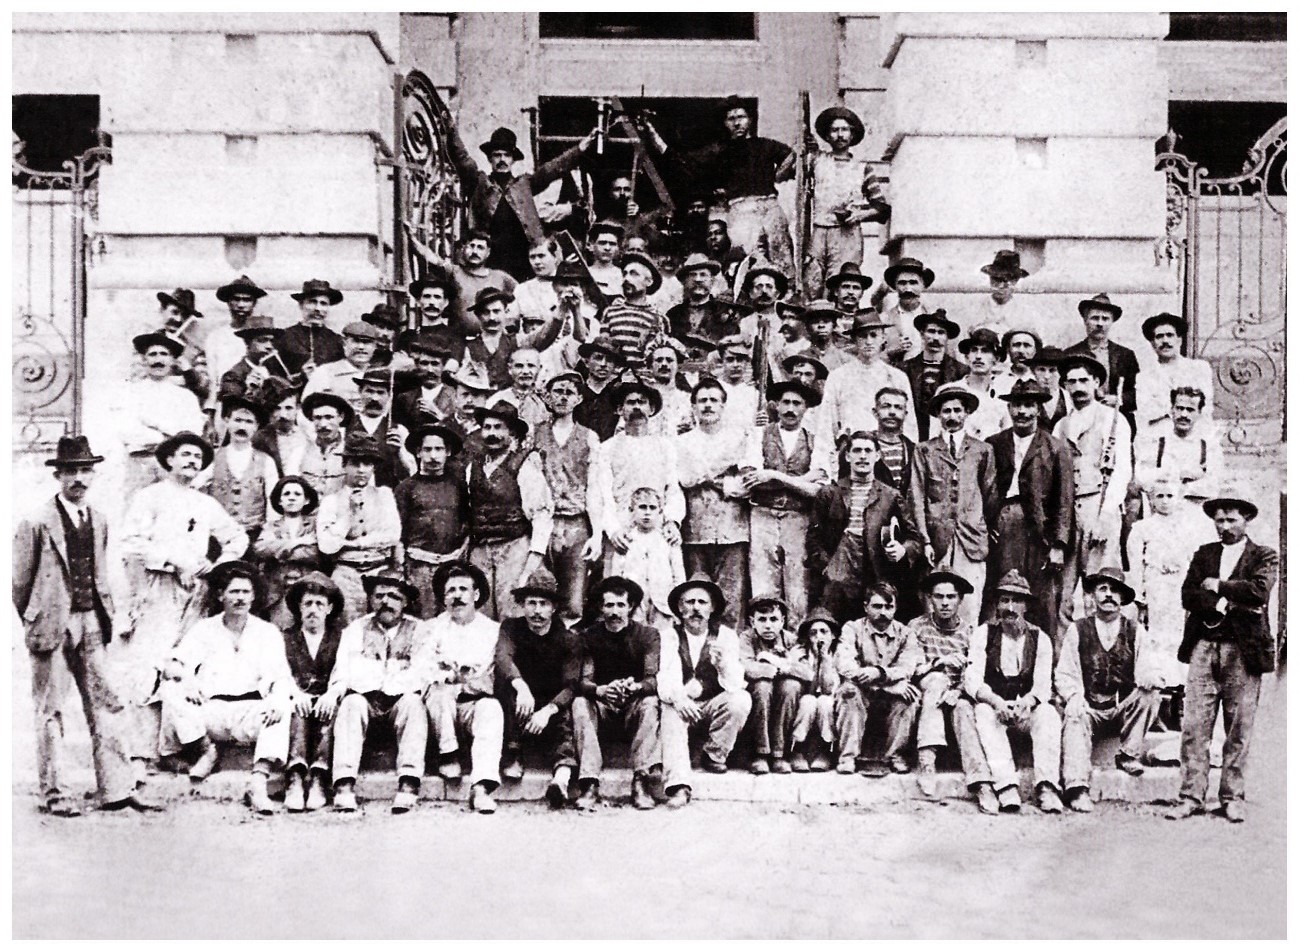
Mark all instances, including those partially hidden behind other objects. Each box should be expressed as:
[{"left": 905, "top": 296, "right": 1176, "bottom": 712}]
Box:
[
  {"left": 903, "top": 310, "right": 968, "bottom": 442},
  {"left": 986, "top": 379, "right": 1075, "bottom": 638},
  {"left": 1064, "top": 293, "right": 1139, "bottom": 435},
  {"left": 1167, "top": 495, "right": 1278, "bottom": 824}
]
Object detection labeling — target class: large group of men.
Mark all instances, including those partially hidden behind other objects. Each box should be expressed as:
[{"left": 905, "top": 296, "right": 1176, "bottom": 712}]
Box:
[{"left": 16, "top": 98, "right": 1278, "bottom": 823}]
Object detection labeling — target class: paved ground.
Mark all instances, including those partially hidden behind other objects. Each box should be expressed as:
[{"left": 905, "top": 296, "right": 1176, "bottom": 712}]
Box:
[{"left": 12, "top": 667, "right": 1286, "bottom": 938}]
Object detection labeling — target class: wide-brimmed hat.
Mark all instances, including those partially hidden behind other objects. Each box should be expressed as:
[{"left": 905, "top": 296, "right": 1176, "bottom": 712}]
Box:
[
  {"left": 716, "top": 334, "right": 753, "bottom": 360},
  {"left": 993, "top": 570, "right": 1034, "bottom": 599},
  {"left": 619, "top": 251, "right": 663, "bottom": 295},
  {"left": 998, "top": 378, "right": 1053, "bottom": 405},
  {"left": 797, "top": 299, "right": 842, "bottom": 323},
  {"left": 155, "top": 431, "right": 213, "bottom": 471},
  {"left": 884, "top": 257, "right": 935, "bottom": 289},
  {"left": 922, "top": 570, "right": 975, "bottom": 596},
  {"left": 849, "top": 310, "right": 889, "bottom": 335},
  {"left": 132, "top": 331, "right": 185, "bottom": 358},
  {"left": 1078, "top": 293, "right": 1122, "bottom": 321},
  {"left": 748, "top": 593, "right": 789, "bottom": 617},
  {"left": 928, "top": 382, "right": 980, "bottom": 416},
  {"left": 471, "top": 287, "right": 515, "bottom": 314},
  {"left": 219, "top": 391, "right": 268, "bottom": 426},
  {"left": 404, "top": 330, "right": 456, "bottom": 358},
  {"left": 405, "top": 423, "right": 463, "bottom": 457},
  {"left": 957, "top": 327, "right": 1003, "bottom": 358},
  {"left": 291, "top": 279, "right": 343, "bottom": 305},
  {"left": 269, "top": 474, "right": 319, "bottom": 515},
  {"left": 741, "top": 262, "right": 789, "bottom": 298},
  {"left": 352, "top": 367, "right": 395, "bottom": 391},
  {"left": 301, "top": 391, "right": 355, "bottom": 427},
  {"left": 257, "top": 376, "right": 302, "bottom": 413},
  {"left": 408, "top": 267, "right": 453, "bottom": 299},
  {"left": 157, "top": 288, "right": 203, "bottom": 318},
  {"left": 1202, "top": 496, "right": 1259, "bottom": 521},
  {"left": 361, "top": 568, "right": 421, "bottom": 609},
  {"left": 474, "top": 401, "right": 530, "bottom": 440},
  {"left": 824, "top": 262, "right": 872, "bottom": 293},
  {"left": 547, "top": 258, "right": 590, "bottom": 284},
  {"left": 608, "top": 379, "right": 663, "bottom": 416},
  {"left": 797, "top": 606, "right": 841, "bottom": 640},
  {"left": 233, "top": 313, "right": 282, "bottom": 340},
  {"left": 1001, "top": 328, "right": 1043, "bottom": 355},
  {"left": 768, "top": 379, "right": 822, "bottom": 408},
  {"left": 668, "top": 571, "right": 726, "bottom": 618},
  {"left": 341, "top": 320, "right": 384, "bottom": 342},
  {"left": 913, "top": 309, "right": 960, "bottom": 339},
  {"left": 781, "top": 353, "right": 829, "bottom": 381},
  {"left": 679, "top": 252, "right": 721, "bottom": 276},
  {"left": 589, "top": 575, "right": 645, "bottom": 610},
  {"left": 512, "top": 566, "right": 560, "bottom": 603},
  {"left": 285, "top": 570, "right": 344, "bottom": 621},
  {"left": 432, "top": 560, "right": 491, "bottom": 607},
  {"left": 980, "top": 249, "right": 1028, "bottom": 280},
  {"left": 1059, "top": 352, "right": 1108, "bottom": 385},
  {"left": 1142, "top": 312, "right": 1188, "bottom": 341},
  {"left": 362, "top": 303, "right": 403, "bottom": 332},
  {"left": 448, "top": 363, "right": 495, "bottom": 393},
  {"left": 480, "top": 126, "right": 525, "bottom": 162},
  {"left": 44, "top": 434, "right": 104, "bottom": 468},
  {"left": 216, "top": 274, "right": 267, "bottom": 303},
  {"left": 1082, "top": 566, "right": 1136, "bottom": 604},
  {"left": 577, "top": 334, "right": 625, "bottom": 363},
  {"left": 340, "top": 432, "right": 385, "bottom": 463},
  {"left": 208, "top": 559, "right": 266, "bottom": 606},
  {"left": 1029, "top": 346, "right": 1067, "bottom": 369},
  {"left": 814, "top": 105, "right": 865, "bottom": 147}
]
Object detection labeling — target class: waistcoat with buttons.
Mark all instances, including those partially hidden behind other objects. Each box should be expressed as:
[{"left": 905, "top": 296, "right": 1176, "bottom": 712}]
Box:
[
  {"left": 751, "top": 423, "right": 814, "bottom": 512},
  {"left": 676, "top": 625, "right": 722, "bottom": 701},
  {"left": 469, "top": 448, "right": 530, "bottom": 544},
  {"left": 983, "top": 622, "right": 1038, "bottom": 700},
  {"left": 1076, "top": 615, "right": 1136, "bottom": 705},
  {"left": 206, "top": 447, "right": 269, "bottom": 530},
  {"left": 532, "top": 420, "right": 592, "bottom": 517},
  {"left": 57, "top": 503, "right": 97, "bottom": 613}
]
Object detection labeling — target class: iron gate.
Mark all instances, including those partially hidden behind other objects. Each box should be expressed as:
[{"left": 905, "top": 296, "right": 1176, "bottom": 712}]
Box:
[{"left": 12, "top": 143, "right": 110, "bottom": 450}]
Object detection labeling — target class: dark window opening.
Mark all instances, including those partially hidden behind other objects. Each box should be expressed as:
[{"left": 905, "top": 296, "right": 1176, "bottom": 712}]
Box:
[
  {"left": 539, "top": 14, "right": 755, "bottom": 41},
  {"left": 12, "top": 94, "right": 101, "bottom": 186},
  {"left": 1166, "top": 101, "right": 1287, "bottom": 191},
  {"left": 1166, "top": 13, "right": 1286, "bottom": 42}
]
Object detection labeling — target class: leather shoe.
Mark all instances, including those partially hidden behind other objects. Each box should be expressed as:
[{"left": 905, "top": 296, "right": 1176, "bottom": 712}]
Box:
[
  {"left": 997, "top": 786, "right": 1022, "bottom": 813},
  {"left": 888, "top": 755, "right": 911, "bottom": 774},
  {"left": 809, "top": 751, "right": 833, "bottom": 772},
  {"left": 574, "top": 780, "right": 599, "bottom": 811},
  {"left": 860, "top": 761, "right": 890, "bottom": 779},
  {"left": 469, "top": 782, "right": 497, "bottom": 814},
  {"left": 665, "top": 785, "right": 692, "bottom": 809},
  {"left": 700, "top": 757, "right": 728, "bottom": 774},
  {"left": 305, "top": 772, "right": 328, "bottom": 811},
  {"left": 42, "top": 796, "right": 84, "bottom": 817},
  {"left": 749, "top": 757, "right": 770, "bottom": 775},
  {"left": 99, "top": 794, "right": 163, "bottom": 813},
  {"left": 835, "top": 757, "right": 856, "bottom": 775},
  {"left": 391, "top": 778, "right": 420, "bottom": 814},
  {"left": 333, "top": 784, "right": 359, "bottom": 812},
  {"left": 1114, "top": 752, "right": 1145, "bottom": 776},
  {"left": 187, "top": 738, "right": 219, "bottom": 781},
  {"left": 247, "top": 773, "right": 277, "bottom": 815},
  {"left": 1068, "top": 789, "right": 1095, "bottom": 813},
  {"left": 771, "top": 756, "right": 792, "bottom": 775},
  {"left": 284, "top": 772, "right": 306, "bottom": 813},
  {"left": 788, "top": 752, "right": 810, "bottom": 773},
  {"left": 1037, "top": 784, "right": 1064, "bottom": 814},
  {"left": 501, "top": 755, "right": 524, "bottom": 782},
  {"left": 631, "top": 773, "right": 656, "bottom": 810},
  {"left": 1220, "top": 801, "right": 1246, "bottom": 824},
  {"left": 1164, "top": 799, "right": 1205, "bottom": 820},
  {"left": 974, "top": 784, "right": 1000, "bottom": 815}
]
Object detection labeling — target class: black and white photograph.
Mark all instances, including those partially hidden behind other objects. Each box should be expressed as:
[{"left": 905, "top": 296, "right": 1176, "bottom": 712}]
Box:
[{"left": 9, "top": 9, "right": 1287, "bottom": 939}]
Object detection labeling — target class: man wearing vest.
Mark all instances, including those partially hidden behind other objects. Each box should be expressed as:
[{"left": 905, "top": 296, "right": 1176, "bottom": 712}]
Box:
[
  {"left": 13, "top": 436, "right": 159, "bottom": 816},
  {"left": 1167, "top": 495, "right": 1278, "bottom": 824},
  {"left": 194, "top": 392, "right": 277, "bottom": 549},
  {"left": 531, "top": 372, "right": 603, "bottom": 625},
  {"left": 903, "top": 310, "right": 968, "bottom": 443},
  {"left": 1057, "top": 567, "right": 1164, "bottom": 813},
  {"left": 465, "top": 402, "right": 554, "bottom": 621},
  {"left": 1134, "top": 385, "right": 1223, "bottom": 509},
  {"left": 964, "top": 571, "right": 1065, "bottom": 814},
  {"left": 394, "top": 424, "right": 471, "bottom": 620},
  {"left": 659, "top": 573, "right": 753, "bottom": 797},
  {"left": 742, "top": 380, "right": 825, "bottom": 626}
]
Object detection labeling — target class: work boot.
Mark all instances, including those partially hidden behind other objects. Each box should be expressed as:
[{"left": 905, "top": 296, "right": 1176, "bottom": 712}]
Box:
[
  {"left": 835, "top": 756, "right": 856, "bottom": 775},
  {"left": 915, "top": 748, "right": 938, "bottom": 799},
  {"left": 888, "top": 755, "right": 911, "bottom": 775},
  {"left": 187, "top": 738, "right": 219, "bottom": 781},
  {"left": 545, "top": 766, "right": 571, "bottom": 810},
  {"left": 700, "top": 756, "right": 728, "bottom": 774},
  {"left": 997, "top": 785, "right": 1022, "bottom": 813},
  {"left": 810, "top": 749, "right": 833, "bottom": 772},
  {"left": 788, "top": 750, "right": 811, "bottom": 773},
  {"left": 771, "top": 755, "right": 792, "bottom": 775},
  {"left": 41, "top": 796, "right": 83, "bottom": 818},
  {"left": 1068, "top": 789, "right": 1095, "bottom": 813},
  {"left": 665, "top": 785, "right": 692, "bottom": 809},
  {"left": 574, "top": 780, "right": 599, "bottom": 811},
  {"left": 333, "top": 781, "right": 359, "bottom": 812},
  {"left": 861, "top": 760, "right": 890, "bottom": 779},
  {"left": 391, "top": 777, "right": 420, "bottom": 814},
  {"left": 438, "top": 754, "right": 463, "bottom": 781},
  {"left": 1164, "top": 798, "right": 1205, "bottom": 821},
  {"left": 501, "top": 751, "right": 524, "bottom": 782},
  {"left": 305, "top": 771, "right": 328, "bottom": 811},
  {"left": 284, "top": 771, "right": 307, "bottom": 813},
  {"left": 974, "top": 783, "right": 1000, "bottom": 815},
  {"left": 631, "top": 772, "right": 656, "bottom": 810},
  {"left": 469, "top": 782, "right": 497, "bottom": 814},
  {"left": 749, "top": 756, "right": 771, "bottom": 775},
  {"left": 1114, "top": 752, "right": 1145, "bottom": 776},
  {"left": 247, "top": 772, "right": 276, "bottom": 815},
  {"left": 1036, "top": 784, "right": 1064, "bottom": 814},
  {"left": 1221, "top": 801, "right": 1246, "bottom": 824}
]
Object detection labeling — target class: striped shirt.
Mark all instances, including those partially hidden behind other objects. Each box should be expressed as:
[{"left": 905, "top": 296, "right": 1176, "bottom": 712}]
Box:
[
  {"left": 876, "top": 435, "right": 907, "bottom": 487},
  {"left": 908, "top": 613, "right": 973, "bottom": 673},
  {"left": 600, "top": 298, "right": 666, "bottom": 362},
  {"left": 846, "top": 481, "right": 873, "bottom": 534}
]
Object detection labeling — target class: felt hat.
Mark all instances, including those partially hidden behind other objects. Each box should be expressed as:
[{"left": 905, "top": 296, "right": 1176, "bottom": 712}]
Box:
[
  {"left": 1202, "top": 496, "right": 1259, "bottom": 521},
  {"left": 981, "top": 250, "right": 1028, "bottom": 279},
  {"left": 361, "top": 567, "right": 421, "bottom": 609},
  {"left": 608, "top": 379, "right": 663, "bottom": 416},
  {"left": 849, "top": 310, "right": 889, "bottom": 335},
  {"left": 824, "top": 262, "right": 872, "bottom": 294},
  {"left": 619, "top": 251, "right": 663, "bottom": 295},
  {"left": 993, "top": 570, "right": 1034, "bottom": 598},
  {"left": 928, "top": 382, "right": 980, "bottom": 416},
  {"left": 913, "top": 309, "right": 959, "bottom": 339},
  {"left": 741, "top": 262, "right": 790, "bottom": 298},
  {"left": 405, "top": 423, "right": 463, "bottom": 458},
  {"left": 748, "top": 593, "right": 789, "bottom": 616},
  {"left": 512, "top": 566, "right": 561, "bottom": 603},
  {"left": 362, "top": 303, "right": 403, "bottom": 332},
  {"left": 473, "top": 401, "right": 530, "bottom": 440},
  {"left": 589, "top": 575, "right": 645, "bottom": 610},
  {"left": 884, "top": 257, "right": 935, "bottom": 289},
  {"left": 219, "top": 390, "right": 268, "bottom": 426},
  {"left": 157, "top": 288, "right": 203, "bottom": 318},
  {"left": 1082, "top": 566, "right": 1136, "bottom": 605},
  {"left": 797, "top": 606, "right": 841, "bottom": 640},
  {"left": 291, "top": 279, "right": 343, "bottom": 305},
  {"left": 1029, "top": 346, "right": 1068, "bottom": 369},
  {"left": 814, "top": 105, "right": 865, "bottom": 147},
  {"left": 132, "top": 331, "right": 185, "bottom": 358},
  {"left": 547, "top": 258, "right": 590, "bottom": 284},
  {"left": 341, "top": 320, "right": 383, "bottom": 342},
  {"left": 432, "top": 560, "right": 491, "bottom": 607},
  {"left": 352, "top": 367, "right": 395, "bottom": 390},
  {"left": 768, "top": 379, "right": 821, "bottom": 408},
  {"left": 921, "top": 570, "right": 975, "bottom": 596},
  {"left": 257, "top": 376, "right": 302, "bottom": 413},
  {"left": 958, "top": 327, "right": 1003, "bottom": 358},
  {"left": 44, "top": 434, "right": 104, "bottom": 468},
  {"left": 233, "top": 312, "right": 282, "bottom": 340},
  {"left": 339, "top": 432, "right": 385, "bottom": 463},
  {"left": 998, "top": 378, "right": 1053, "bottom": 405},
  {"left": 669, "top": 571, "right": 727, "bottom": 619},
  {"left": 1001, "top": 328, "right": 1043, "bottom": 355},
  {"left": 269, "top": 474, "right": 319, "bottom": 516},
  {"left": 154, "top": 431, "right": 213, "bottom": 471},
  {"left": 408, "top": 267, "right": 453, "bottom": 298},
  {"left": 471, "top": 287, "right": 515, "bottom": 314},
  {"left": 1059, "top": 352, "right": 1108, "bottom": 385},
  {"left": 1142, "top": 312, "right": 1188, "bottom": 341},
  {"left": 719, "top": 95, "right": 752, "bottom": 119},
  {"left": 1078, "top": 293, "right": 1123, "bottom": 321},
  {"left": 713, "top": 291, "right": 755, "bottom": 319},
  {"left": 448, "top": 363, "right": 495, "bottom": 393},
  {"left": 207, "top": 559, "right": 266, "bottom": 607},
  {"left": 480, "top": 126, "right": 525, "bottom": 162},
  {"left": 577, "top": 333, "right": 626, "bottom": 363},
  {"left": 301, "top": 391, "right": 355, "bottom": 427},
  {"left": 679, "top": 252, "right": 722, "bottom": 276},
  {"left": 215, "top": 274, "right": 267, "bottom": 303},
  {"left": 285, "top": 570, "right": 344, "bottom": 622},
  {"left": 545, "top": 370, "right": 585, "bottom": 392},
  {"left": 781, "top": 353, "right": 829, "bottom": 381},
  {"left": 404, "top": 330, "right": 456, "bottom": 358}
]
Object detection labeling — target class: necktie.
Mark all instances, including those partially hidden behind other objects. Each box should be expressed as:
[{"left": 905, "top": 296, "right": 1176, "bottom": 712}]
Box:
[
  {"left": 949, "top": 435, "right": 958, "bottom": 458},
  {"left": 78, "top": 509, "right": 88, "bottom": 531}
]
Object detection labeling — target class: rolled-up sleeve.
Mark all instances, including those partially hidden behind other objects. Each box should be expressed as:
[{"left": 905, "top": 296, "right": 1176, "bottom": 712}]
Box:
[{"left": 517, "top": 452, "right": 555, "bottom": 554}]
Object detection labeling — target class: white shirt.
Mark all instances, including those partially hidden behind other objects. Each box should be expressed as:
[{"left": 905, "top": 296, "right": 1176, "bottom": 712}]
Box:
[
  {"left": 114, "top": 377, "right": 207, "bottom": 453},
  {"left": 119, "top": 479, "right": 249, "bottom": 576},
  {"left": 422, "top": 611, "right": 500, "bottom": 695},
  {"left": 1218, "top": 538, "right": 1246, "bottom": 579},
  {"left": 1005, "top": 431, "right": 1035, "bottom": 498},
  {"left": 171, "top": 613, "right": 294, "bottom": 701}
]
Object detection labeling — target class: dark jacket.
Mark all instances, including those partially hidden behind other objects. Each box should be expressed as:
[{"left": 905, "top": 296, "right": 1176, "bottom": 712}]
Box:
[
  {"left": 903, "top": 353, "right": 969, "bottom": 442},
  {"left": 1179, "top": 538, "right": 1279, "bottom": 675},
  {"left": 808, "top": 478, "right": 923, "bottom": 612},
  {"left": 666, "top": 298, "right": 742, "bottom": 343},
  {"left": 986, "top": 427, "right": 1075, "bottom": 552},
  {"left": 1064, "top": 338, "right": 1139, "bottom": 434}
]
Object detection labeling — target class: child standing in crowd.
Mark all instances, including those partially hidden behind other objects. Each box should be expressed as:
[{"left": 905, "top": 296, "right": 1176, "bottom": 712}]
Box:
[
  {"left": 254, "top": 475, "right": 322, "bottom": 613},
  {"left": 788, "top": 607, "right": 842, "bottom": 772},
  {"left": 607, "top": 486, "right": 685, "bottom": 632}
]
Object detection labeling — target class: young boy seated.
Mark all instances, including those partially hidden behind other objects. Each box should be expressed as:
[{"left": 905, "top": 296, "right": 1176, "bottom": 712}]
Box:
[
  {"left": 739, "top": 595, "right": 807, "bottom": 774},
  {"left": 607, "top": 487, "right": 685, "bottom": 632}
]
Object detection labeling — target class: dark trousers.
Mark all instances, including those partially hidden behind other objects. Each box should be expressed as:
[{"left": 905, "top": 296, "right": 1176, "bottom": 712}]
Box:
[
  {"left": 989, "top": 499, "right": 1061, "bottom": 639},
  {"left": 747, "top": 677, "right": 804, "bottom": 757},
  {"left": 571, "top": 694, "right": 661, "bottom": 780},
  {"left": 1179, "top": 640, "right": 1262, "bottom": 805},
  {"left": 684, "top": 543, "right": 747, "bottom": 629},
  {"left": 499, "top": 681, "right": 577, "bottom": 771},
  {"left": 287, "top": 706, "right": 334, "bottom": 775}
]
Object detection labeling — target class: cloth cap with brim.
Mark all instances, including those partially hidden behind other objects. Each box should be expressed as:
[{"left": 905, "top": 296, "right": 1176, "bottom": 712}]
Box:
[
  {"left": 742, "top": 264, "right": 790, "bottom": 298},
  {"left": 473, "top": 403, "right": 530, "bottom": 440},
  {"left": 405, "top": 331, "right": 456, "bottom": 358},
  {"left": 998, "top": 379, "right": 1053, "bottom": 405},
  {"left": 352, "top": 368, "right": 394, "bottom": 390},
  {"left": 748, "top": 594, "right": 789, "bottom": 617},
  {"left": 405, "top": 423, "right": 463, "bottom": 458},
  {"left": 133, "top": 332, "right": 185, "bottom": 358},
  {"left": 361, "top": 569, "right": 421, "bottom": 609},
  {"left": 620, "top": 251, "right": 663, "bottom": 296},
  {"left": 993, "top": 570, "right": 1034, "bottom": 599},
  {"left": 608, "top": 380, "right": 663, "bottom": 416},
  {"left": 768, "top": 379, "right": 822, "bottom": 408},
  {"left": 291, "top": 279, "right": 344, "bottom": 305},
  {"left": 922, "top": 570, "right": 975, "bottom": 596},
  {"left": 545, "top": 370, "right": 585, "bottom": 392},
  {"left": 849, "top": 311, "right": 889, "bottom": 335},
  {"left": 44, "top": 435, "right": 104, "bottom": 468},
  {"left": 472, "top": 287, "right": 515, "bottom": 314},
  {"left": 216, "top": 274, "right": 267, "bottom": 303},
  {"left": 1078, "top": 293, "right": 1123, "bottom": 321},
  {"left": 913, "top": 309, "right": 960, "bottom": 339},
  {"left": 824, "top": 264, "right": 872, "bottom": 293},
  {"left": 157, "top": 288, "right": 203, "bottom": 318},
  {"left": 679, "top": 253, "right": 722, "bottom": 276},
  {"left": 589, "top": 575, "right": 645, "bottom": 610},
  {"left": 958, "top": 328, "right": 1003, "bottom": 358},
  {"left": 717, "top": 335, "right": 753, "bottom": 359},
  {"left": 797, "top": 606, "right": 841, "bottom": 640},
  {"left": 980, "top": 250, "right": 1029, "bottom": 279},
  {"left": 342, "top": 321, "right": 383, "bottom": 342},
  {"left": 814, "top": 105, "right": 865, "bottom": 147},
  {"left": 155, "top": 431, "right": 213, "bottom": 471},
  {"left": 220, "top": 392, "right": 268, "bottom": 426},
  {"left": 928, "top": 383, "right": 980, "bottom": 416},
  {"left": 233, "top": 314, "right": 282, "bottom": 340},
  {"left": 449, "top": 365, "right": 495, "bottom": 393},
  {"left": 1060, "top": 353, "right": 1108, "bottom": 386},
  {"left": 512, "top": 566, "right": 560, "bottom": 603},
  {"left": 301, "top": 391, "right": 355, "bottom": 427},
  {"left": 432, "top": 561, "right": 491, "bottom": 607},
  {"left": 1142, "top": 313, "right": 1188, "bottom": 341},
  {"left": 781, "top": 353, "right": 829, "bottom": 381},
  {"left": 270, "top": 475, "right": 320, "bottom": 515},
  {"left": 1202, "top": 496, "right": 1259, "bottom": 521},
  {"left": 884, "top": 257, "right": 935, "bottom": 289},
  {"left": 669, "top": 572, "right": 727, "bottom": 619},
  {"left": 285, "top": 570, "right": 344, "bottom": 621},
  {"left": 1082, "top": 567, "right": 1136, "bottom": 604},
  {"left": 480, "top": 127, "right": 525, "bottom": 162},
  {"left": 340, "top": 433, "right": 385, "bottom": 463},
  {"left": 1029, "top": 346, "right": 1067, "bottom": 368},
  {"left": 577, "top": 335, "right": 626, "bottom": 362},
  {"left": 207, "top": 560, "right": 266, "bottom": 607}
]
